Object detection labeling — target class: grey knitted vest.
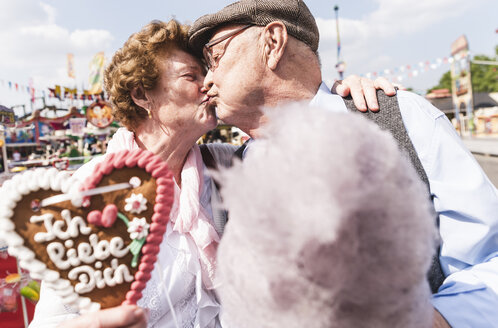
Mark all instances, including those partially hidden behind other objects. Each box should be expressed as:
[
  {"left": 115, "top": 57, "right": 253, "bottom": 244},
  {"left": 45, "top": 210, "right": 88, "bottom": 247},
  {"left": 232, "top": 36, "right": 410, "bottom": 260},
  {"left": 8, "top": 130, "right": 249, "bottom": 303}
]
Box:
[{"left": 343, "top": 90, "right": 445, "bottom": 293}]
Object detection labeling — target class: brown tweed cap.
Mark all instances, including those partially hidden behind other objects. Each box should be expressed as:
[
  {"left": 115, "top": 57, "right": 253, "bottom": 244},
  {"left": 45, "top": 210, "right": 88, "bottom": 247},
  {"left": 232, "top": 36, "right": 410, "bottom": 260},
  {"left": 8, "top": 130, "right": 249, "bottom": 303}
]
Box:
[{"left": 188, "top": 0, "right": 319, "bottom": 58}]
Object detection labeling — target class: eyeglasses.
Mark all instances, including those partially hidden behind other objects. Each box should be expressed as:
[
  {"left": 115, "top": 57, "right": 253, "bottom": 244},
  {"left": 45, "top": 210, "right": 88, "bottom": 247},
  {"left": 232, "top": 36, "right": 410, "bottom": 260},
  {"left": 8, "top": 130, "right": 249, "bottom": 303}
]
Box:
[{"left": 203, "top": 24, "right": 253, "bottom": 71}]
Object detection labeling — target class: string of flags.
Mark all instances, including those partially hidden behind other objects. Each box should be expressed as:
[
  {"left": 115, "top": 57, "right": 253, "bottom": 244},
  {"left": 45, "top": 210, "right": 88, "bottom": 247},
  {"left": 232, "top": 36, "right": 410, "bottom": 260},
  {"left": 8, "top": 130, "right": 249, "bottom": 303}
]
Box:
[
  {"left": 0, "top": 52, "right": 106, "bottom": 103},
  {"left": 360, "top": 52, "right": 470, "bottom": 83},
  {"left": 0, "top": 52, "right": 471, "bottom": 100},
  {"left": 0, "top": 80, "right": 104, "bottom": 102},
  {"left": 47, "top": 86, "right": 104, "bottom": 101}
]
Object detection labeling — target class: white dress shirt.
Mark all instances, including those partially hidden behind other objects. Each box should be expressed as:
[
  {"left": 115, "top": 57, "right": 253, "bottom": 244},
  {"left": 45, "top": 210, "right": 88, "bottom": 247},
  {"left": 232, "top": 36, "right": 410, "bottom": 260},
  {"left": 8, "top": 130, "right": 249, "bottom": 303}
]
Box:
[{"left": 310, "top": 82, "right": 498, "bottom": 327}]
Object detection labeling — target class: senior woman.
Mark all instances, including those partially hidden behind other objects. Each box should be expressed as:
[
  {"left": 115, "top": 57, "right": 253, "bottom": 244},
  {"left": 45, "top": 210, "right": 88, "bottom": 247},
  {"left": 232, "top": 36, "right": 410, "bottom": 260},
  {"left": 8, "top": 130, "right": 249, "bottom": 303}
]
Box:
[
  {"left": 30, "top": 19, "right": 232, "bottom": 328},
  {"left": 29, "top": 19, "right": 392, "bottom": 328}
]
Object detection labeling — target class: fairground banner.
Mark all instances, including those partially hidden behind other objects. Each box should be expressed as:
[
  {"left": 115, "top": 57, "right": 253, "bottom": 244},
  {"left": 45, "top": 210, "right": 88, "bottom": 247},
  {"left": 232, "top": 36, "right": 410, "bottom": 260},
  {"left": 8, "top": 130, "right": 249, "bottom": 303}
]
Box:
[
  {"left": 450, "top": 35, "right": 473, "bottom": 132},
  {"left": 69, "top": 117, "right": 87, "bottom": 137},
  {"left": 88, "top": 52, "right": 105, "bottom": 94},
  {"left": 67, "top": 53, "right": 76, "bottom": 79}
]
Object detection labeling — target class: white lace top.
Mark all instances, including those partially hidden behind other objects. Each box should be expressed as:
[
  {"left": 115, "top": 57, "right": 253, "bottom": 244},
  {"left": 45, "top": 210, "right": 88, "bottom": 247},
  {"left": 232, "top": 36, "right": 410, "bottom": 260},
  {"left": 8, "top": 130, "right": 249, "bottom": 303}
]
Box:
[{"left": 136, "top": 169, "right": 221, "bottom": 328}]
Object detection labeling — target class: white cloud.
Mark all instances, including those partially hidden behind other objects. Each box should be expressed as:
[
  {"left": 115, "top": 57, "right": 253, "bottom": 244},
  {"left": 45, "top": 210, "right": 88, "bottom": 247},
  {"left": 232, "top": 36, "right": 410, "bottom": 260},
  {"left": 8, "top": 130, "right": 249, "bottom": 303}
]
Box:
[
  {"left": 0, "top": 0, "right": 51, "bottom": 28},
  {"left": 70, "top": 29, "right": 113, "bottom": 50},
  {"left": 316, "top": 0, "right": 491, "bottom": 85},
  {"left": 369, "top": 0, "right": 478, "bottom": 36},
  {"left": 39, "top": 1, "right": 57, "bottom": 24},
  {"left": 20, "top": 24, "right": 69, "bottom": 40},
  {"left": 0, "top": 0, "right": 113, "bottom": 99}
]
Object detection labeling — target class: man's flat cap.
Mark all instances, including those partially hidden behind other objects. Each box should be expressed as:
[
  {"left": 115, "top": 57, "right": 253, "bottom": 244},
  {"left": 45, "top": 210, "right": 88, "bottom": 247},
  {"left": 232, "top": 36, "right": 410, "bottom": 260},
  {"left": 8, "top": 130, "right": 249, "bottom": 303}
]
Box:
[{"left": 188, "top": 0, "right": 319, "bottom": 57}]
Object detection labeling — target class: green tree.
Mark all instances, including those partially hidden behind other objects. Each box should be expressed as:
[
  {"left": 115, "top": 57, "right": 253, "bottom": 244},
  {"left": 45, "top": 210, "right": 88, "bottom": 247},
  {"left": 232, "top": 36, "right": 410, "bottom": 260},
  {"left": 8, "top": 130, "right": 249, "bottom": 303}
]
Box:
[
  {"left": 427, "top": 71, "right": 452, "bottom": 93},
  {"left": 427, "top": 47, "right": 498, "bottom": 94},
  {"left": 471, "top": 53, "right": 498, "bottom": 92}
]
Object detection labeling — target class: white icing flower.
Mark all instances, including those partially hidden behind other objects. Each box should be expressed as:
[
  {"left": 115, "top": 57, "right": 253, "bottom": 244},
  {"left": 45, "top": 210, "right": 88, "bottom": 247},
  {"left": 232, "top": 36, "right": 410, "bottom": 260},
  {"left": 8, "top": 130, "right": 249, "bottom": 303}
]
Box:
[
  {"left": 124, "top": 193, "right": 147, "bottom": 214},
  {"left": 127, "top": 217, "right": 149, "bottom": 240}
]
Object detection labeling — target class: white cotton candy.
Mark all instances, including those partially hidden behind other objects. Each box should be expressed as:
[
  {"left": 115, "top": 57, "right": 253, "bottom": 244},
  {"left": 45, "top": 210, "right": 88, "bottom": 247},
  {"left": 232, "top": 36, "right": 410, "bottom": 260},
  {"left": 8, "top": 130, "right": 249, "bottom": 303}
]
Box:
[{"left": 217, "top": 104, "right": 436, "bottom": 328}]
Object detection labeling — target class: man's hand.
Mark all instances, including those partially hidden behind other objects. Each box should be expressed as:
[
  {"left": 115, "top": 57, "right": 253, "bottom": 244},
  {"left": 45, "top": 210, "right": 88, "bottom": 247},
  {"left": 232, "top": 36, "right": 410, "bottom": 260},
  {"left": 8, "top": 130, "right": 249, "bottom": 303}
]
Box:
[
  {"left": 332, "top": 76, "right": 396, "bottom": 112},
  {"left": 433, "top": 308, "right": 451, "bottom": 328},
  {"left": 58, "top": 305, "right": 148, "bottom": 328}
]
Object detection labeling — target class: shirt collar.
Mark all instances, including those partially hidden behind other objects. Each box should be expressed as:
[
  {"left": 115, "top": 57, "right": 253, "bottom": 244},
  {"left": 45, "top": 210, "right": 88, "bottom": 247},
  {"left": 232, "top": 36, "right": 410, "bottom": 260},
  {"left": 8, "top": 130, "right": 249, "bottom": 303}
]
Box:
[{"left": 309, "top": 82, "right": 348, "bottom": 113}]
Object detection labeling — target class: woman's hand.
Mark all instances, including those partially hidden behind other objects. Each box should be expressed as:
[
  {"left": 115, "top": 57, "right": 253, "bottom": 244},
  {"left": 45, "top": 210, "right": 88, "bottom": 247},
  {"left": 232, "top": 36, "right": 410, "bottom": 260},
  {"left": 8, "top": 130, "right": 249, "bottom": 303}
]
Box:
[
  {"left": 58, "top": 305, "right": 148, "bottom": 328},
  {"left": 332, "top": 76, "right": 396, "bottom": 112}
]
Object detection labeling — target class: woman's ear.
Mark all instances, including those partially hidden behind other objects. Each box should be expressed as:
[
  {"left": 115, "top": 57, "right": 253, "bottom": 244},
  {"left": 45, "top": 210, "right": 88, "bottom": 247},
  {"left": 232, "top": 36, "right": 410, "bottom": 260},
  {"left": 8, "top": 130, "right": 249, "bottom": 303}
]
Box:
[
  {"left": 130, "top": 85, "right": 150, "bottom": 112},
  {"left": 262, "top": 21, "right": 288, "bottom": 70}
]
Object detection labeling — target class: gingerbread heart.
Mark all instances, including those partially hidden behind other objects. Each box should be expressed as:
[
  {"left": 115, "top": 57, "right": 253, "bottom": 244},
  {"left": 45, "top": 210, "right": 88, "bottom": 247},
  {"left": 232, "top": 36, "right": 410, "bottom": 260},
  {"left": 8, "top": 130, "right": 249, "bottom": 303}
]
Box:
[{"left": 0, "top": 149, "right": 174, "bottom": 313}]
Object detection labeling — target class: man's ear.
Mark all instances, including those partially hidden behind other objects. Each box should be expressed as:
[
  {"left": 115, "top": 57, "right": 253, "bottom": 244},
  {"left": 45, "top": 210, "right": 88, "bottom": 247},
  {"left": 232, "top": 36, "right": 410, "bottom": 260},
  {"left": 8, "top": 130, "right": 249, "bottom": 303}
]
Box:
[
  {"left": 130, "top": 85, "right": 150, "bottom": 111},
  {"left": 262, "top": 21, "right": 288, "bottom": 70}
]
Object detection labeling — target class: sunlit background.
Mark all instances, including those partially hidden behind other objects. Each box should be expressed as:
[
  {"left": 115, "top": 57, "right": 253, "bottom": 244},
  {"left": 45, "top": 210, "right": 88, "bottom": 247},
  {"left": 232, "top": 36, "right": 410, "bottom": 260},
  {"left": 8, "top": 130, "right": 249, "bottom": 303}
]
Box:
[{"left": 0, "top": 0, "right": 497, "bottom": 115}]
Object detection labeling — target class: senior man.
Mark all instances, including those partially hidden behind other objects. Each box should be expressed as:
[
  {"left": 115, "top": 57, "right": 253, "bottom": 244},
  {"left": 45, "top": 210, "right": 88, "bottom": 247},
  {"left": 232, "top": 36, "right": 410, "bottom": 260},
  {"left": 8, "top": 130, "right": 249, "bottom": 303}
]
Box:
[{"left": 189, "top": 0, "right": 498, "bottom": 327}]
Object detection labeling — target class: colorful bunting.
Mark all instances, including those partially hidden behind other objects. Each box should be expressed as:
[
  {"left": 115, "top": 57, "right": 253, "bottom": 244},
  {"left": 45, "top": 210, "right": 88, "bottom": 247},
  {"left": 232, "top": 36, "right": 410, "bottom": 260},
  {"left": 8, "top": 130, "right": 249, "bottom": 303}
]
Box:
[
  {"left": 360, "top": 52, "right": 469, "bottom": 83},
  {"left": 0, "top": 51, "right": 471, "bottom": 102}
]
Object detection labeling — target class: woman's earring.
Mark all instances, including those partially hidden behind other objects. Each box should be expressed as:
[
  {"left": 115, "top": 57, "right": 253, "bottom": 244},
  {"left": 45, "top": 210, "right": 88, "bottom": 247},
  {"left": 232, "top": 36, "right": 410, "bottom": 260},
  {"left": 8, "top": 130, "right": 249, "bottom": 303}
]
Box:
[{"left": 145, "top": 108, "right": 152, "bottom": 119}]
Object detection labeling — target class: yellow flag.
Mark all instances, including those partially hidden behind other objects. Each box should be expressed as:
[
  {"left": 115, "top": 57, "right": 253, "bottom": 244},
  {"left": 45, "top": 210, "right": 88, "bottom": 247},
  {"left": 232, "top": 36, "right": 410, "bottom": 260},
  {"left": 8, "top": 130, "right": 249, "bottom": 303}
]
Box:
[
  {"left": 64, "top": 87, "right": 77, "bottom": 95},
  {"left": 55, "top": 85, "right": 62, "bottom": 98},
  {"left": 88, "top": 52, "right": 105, "bottom": 94}
]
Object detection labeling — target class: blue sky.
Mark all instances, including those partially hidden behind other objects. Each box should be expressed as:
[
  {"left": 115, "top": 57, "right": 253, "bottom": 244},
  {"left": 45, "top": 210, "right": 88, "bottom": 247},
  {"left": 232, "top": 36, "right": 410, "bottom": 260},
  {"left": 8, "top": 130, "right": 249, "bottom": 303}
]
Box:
[{"left": 1, "top": 0, "right": 496, "bottom": 113}]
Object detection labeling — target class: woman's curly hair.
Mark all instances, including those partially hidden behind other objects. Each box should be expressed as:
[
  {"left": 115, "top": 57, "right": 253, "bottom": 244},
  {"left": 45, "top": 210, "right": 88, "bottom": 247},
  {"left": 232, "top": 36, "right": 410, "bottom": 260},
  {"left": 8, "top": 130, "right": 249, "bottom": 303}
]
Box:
[{"left": 104, "top": 19, "right": 190, "bottom": 131}]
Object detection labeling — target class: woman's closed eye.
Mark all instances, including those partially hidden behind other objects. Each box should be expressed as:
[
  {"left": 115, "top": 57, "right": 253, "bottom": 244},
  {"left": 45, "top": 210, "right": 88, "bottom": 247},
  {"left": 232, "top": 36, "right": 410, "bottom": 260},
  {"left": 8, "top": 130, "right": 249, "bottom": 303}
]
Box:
[{"left": 182, "top": 73, "right": 197, "bottom": 81}]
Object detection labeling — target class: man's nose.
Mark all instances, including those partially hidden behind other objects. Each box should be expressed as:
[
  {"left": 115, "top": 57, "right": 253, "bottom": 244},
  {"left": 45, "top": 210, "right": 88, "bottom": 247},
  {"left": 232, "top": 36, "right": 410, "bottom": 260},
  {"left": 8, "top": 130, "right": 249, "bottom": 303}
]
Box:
[{"left": 202, "top": 69, "right": 214, "bottom": 92}]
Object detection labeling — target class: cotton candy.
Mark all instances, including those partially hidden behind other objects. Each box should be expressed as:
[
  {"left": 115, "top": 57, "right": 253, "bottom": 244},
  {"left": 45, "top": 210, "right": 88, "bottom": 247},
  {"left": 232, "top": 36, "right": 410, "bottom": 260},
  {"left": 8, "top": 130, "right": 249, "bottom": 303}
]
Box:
[{"left": 217, "top": 104, "right": 437, "bottom": 328}]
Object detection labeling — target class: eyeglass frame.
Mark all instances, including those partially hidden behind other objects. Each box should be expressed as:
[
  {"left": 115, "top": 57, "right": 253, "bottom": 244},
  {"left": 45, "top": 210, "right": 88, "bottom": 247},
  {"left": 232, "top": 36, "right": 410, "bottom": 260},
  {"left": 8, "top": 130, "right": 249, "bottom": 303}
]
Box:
[{"left": 203, "top": 24, "right": 254, "bottom": 71}]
